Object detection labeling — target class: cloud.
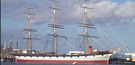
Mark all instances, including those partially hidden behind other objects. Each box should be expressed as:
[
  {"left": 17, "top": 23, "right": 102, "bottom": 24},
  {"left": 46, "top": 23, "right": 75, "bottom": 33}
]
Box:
[
  {"left": 72, "top": 1, "right": 135, "bottom": 23},
  {"left": 2, "top": 0, "right": 135, "bottom": 24},
  {"left": 115, "top": 1, "right": 135, "bottom": 19}
]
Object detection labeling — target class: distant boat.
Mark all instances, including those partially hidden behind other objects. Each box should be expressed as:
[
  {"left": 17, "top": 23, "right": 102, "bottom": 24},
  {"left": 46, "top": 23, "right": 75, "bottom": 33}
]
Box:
[
  {"left": 125, "top": 53, "right": 135, "bottom": 62},
  {"left": 13, "top": 0, "right": 123, "bottom": 64}
]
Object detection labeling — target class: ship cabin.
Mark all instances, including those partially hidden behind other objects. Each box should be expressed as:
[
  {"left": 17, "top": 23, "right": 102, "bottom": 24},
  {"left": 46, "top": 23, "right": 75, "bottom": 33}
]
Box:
[{"left": 66, "top": 51, "right": 84, "bottom": 55}]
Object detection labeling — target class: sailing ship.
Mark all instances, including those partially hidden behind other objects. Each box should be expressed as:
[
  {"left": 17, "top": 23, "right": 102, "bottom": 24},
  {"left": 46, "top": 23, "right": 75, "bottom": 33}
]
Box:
[{"left": 13, "top": 0, "right": 123, "bottom": 64}]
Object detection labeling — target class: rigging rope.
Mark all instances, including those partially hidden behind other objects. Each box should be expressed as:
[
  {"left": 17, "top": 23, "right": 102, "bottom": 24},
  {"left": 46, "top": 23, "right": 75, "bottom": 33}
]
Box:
[
  {"left": 91, "top": 38, "right": 105, "bottom": 48},
  {"left": 100, "top": 17, "right": 125, "bottom": 44},
  {"left": 87, "top": 15, "right": 112, "bottom": 48},
  {"left": 106, "top": 21, "right": 129, "bottom": 53},
  {"left": 94, "top": 12, "right": 129, "bottom": 52},
  {"left": 98, "top": 25, "right": 119, "bottom": 47},
  {"left": 88, "top": 8, "right": 130, "bottom": 53},
  {"left": 60, "top": 38, "right": 79, "bottom": 51},
  {"left": 78, "top": 13, "right": 85, "bottom": 51}
]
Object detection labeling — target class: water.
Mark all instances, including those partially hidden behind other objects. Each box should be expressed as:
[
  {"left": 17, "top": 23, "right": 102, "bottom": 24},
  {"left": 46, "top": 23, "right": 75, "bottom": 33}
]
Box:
[{"left": 1, "top": 62, "right": 125, "bottom": 65}]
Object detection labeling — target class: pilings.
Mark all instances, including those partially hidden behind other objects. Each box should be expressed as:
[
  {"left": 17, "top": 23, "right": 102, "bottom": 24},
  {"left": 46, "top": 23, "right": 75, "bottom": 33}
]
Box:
[{"left": 109, "top": 57, "right": 124, "bottom": 64}]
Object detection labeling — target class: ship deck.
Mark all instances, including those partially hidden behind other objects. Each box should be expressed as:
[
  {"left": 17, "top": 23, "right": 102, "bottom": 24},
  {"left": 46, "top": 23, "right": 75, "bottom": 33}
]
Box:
[{"left": 12, "top": 53, "right": 111, "bottom": 57}]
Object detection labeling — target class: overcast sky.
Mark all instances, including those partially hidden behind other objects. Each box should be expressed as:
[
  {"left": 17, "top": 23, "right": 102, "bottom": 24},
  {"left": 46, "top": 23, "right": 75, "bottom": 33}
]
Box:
[{"left": 1, "top": 0, "right": 135, "bottom": 53}]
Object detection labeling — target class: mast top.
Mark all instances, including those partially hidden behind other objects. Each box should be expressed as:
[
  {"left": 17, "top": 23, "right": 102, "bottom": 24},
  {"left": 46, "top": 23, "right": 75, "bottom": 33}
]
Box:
[{"left": 50, "top": 0, "right": 59, "bottom": 2}]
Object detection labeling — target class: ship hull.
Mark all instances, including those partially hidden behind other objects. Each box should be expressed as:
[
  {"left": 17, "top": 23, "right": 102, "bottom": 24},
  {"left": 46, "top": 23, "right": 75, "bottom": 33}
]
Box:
[
  {"left": 15, "top": 59, "right": 107, "bottom": 64},
  {"left": 15, "top": 54, "right": 112, "bottom": 64}
]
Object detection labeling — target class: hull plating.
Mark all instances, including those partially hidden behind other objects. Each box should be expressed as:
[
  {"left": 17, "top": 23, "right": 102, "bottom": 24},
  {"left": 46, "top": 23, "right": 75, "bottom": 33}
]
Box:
[{"left": 15, "top": 54, "right": 111, "bottom": 64}]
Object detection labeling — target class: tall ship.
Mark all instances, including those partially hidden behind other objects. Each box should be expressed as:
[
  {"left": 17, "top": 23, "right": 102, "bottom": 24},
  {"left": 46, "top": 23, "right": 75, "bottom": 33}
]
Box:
[{"left": 13, "top": 0, "right": 123, "bottom": 64}]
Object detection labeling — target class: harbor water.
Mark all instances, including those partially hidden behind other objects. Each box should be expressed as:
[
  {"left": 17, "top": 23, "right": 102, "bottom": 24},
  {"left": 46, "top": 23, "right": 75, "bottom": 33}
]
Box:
[
  {"left": 0, "top": 62, "right": 112, "bottom": 65},
  {"left": 1, "top": 62, "right": 135, "bottom": 65}
]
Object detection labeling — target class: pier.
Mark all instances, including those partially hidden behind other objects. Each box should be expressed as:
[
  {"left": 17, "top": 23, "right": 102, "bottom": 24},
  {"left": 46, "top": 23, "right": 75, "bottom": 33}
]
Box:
[{"left": 109, "top": 57, "right": 124, "bottom": 64}]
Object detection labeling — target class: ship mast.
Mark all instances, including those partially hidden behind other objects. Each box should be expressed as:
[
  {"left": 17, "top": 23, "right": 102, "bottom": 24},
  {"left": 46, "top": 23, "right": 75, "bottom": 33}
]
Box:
[
  {"left": 48, "top": 0, "right": 66, "bottom": 55},
  {"left": 79, "top": 0, "right": 97, "bottom": 54},
  {"left": 27, "top": 0, "right": 32, "bottom": 52},
  {"left": 53, "top": 0, "right": 57, "bottom": 55},
  {"left": 84, "top": 0, "right": 88, "bottom": 54},
  {"left": 21, "top": 0, "right": 38, "bottom": 53}
]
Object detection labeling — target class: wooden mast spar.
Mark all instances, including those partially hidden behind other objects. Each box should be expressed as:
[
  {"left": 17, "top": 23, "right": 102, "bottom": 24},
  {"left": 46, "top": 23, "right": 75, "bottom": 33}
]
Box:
[
  {"left": 52, "top": 0, "right": 57, "bottom": 55},
  {"left": 79, "top": 0, "right": 97, "bottom": 54},
  {"left": 21, "top": 0, "right": 39, "bottom": 53},
  {"left": 48, "top": 0, "right": 66, "bottom": 55},
  {"left": 84, "top": 0, "right": 88, "bottom": 54},
  {"left": 27, "top": 0, "right": 32, "bottom": 51}
]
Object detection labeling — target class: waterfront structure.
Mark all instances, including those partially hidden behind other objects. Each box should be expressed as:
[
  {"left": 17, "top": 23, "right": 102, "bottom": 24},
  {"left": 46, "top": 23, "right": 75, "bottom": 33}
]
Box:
[{"left": 125, "top": 53, "right": 135, "bottom": 62}]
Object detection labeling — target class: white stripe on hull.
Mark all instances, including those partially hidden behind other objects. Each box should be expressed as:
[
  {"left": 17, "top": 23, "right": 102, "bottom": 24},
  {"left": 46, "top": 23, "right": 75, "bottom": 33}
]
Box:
[{"left": 15, "top": 54, "right": 112, "bottom": 61}]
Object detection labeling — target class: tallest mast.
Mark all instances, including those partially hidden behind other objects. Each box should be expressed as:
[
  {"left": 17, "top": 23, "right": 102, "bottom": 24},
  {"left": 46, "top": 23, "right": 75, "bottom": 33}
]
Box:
[
  {"left": 27, "top": 0, "right": 32, "bottom": 51},
  {"left": 79, "top": 0, "right": 96, "bottom": 54},
  {"left": 48, "top": 0, "right": 66, "bottom": 55},
  {"left": 84, "top": 0, "right": 88, "bottom": 54},
  {"left": 52, "top": 0, "right": 57, "bottom": 55}
]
